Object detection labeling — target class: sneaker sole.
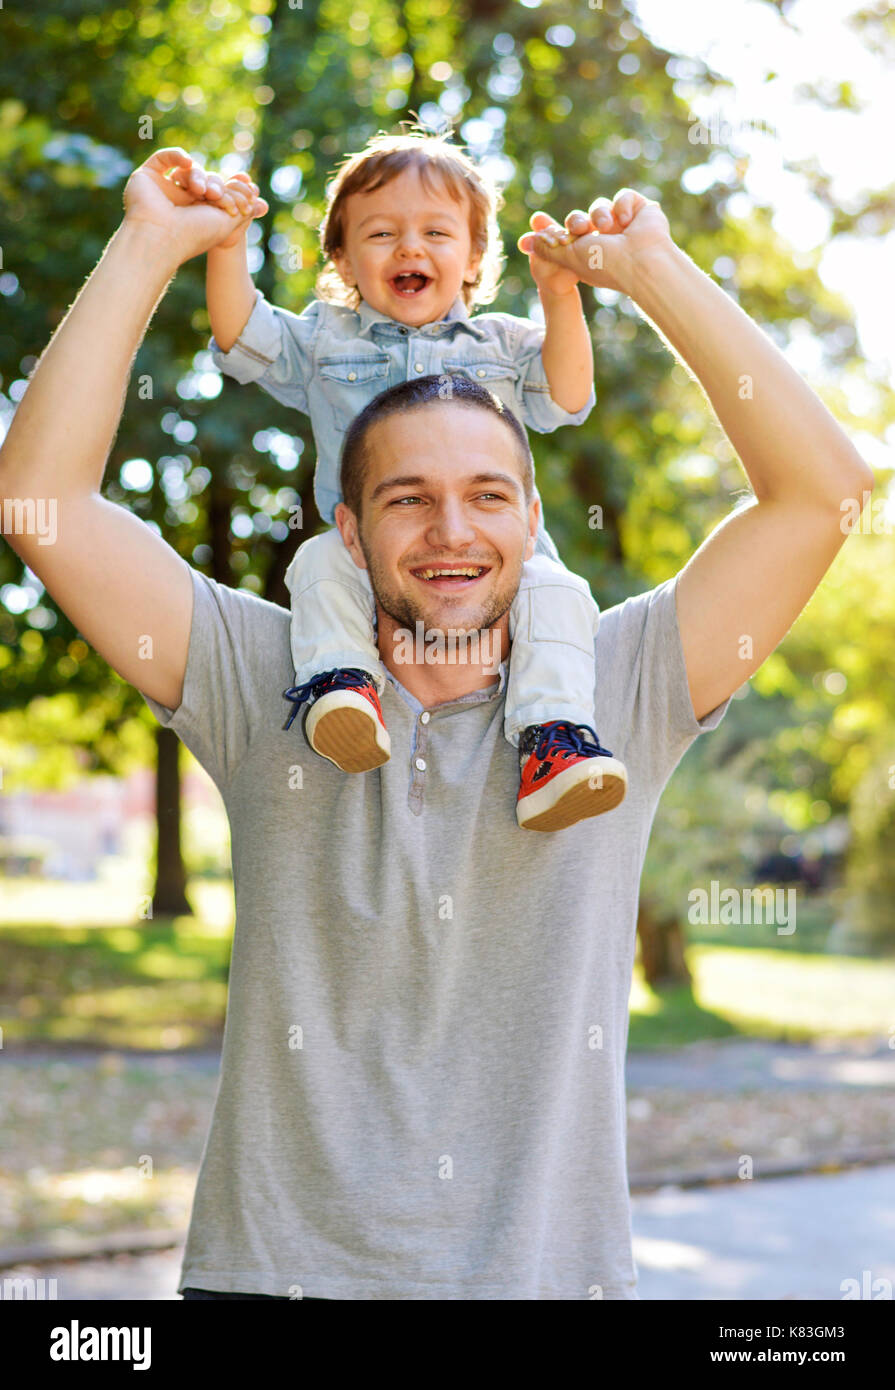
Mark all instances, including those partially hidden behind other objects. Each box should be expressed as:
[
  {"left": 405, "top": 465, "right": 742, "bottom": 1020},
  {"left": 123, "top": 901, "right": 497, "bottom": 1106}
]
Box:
[
  {"left": 306, "top": 693, "right": 391, "bottom": 774},
  {"left": 517, "top": 756, "right": 628, "bottom": 831}
]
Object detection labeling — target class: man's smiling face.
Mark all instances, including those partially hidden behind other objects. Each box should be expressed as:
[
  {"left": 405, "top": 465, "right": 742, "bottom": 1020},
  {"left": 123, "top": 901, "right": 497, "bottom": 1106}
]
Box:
[
  {"left": 332, "top": 166, "right": 483, "bottom": 326},
  {"left": 337, "top": 402, "right": 538, "bottom": 644}
]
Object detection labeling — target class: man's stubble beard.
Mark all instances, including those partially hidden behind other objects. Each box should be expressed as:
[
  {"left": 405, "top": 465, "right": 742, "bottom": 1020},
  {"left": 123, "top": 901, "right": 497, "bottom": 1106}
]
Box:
[{"left": 355, "top": 519, "right": 522, "bottom": 639}]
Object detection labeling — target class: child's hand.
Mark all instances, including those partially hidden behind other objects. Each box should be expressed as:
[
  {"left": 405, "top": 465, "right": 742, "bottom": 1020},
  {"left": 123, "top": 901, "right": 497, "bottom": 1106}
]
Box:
[
  {"left": 166, "top": 162, "right": 268, "bottom": 248},
  {"left": 519, "top": 211, "right": 583, "bottom": 297},
  {"left": 518, "top": 191, "right": 672, "bottom": 299}
]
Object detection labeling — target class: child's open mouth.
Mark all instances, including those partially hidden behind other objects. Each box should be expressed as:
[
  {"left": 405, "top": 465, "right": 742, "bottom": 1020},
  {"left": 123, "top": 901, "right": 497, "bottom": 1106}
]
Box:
[
  {"left": 409, "top": 565, "right": 491, "bottom": 590},
  {"left": 389, "top": 272, "right": 432, "bottom": 297}
]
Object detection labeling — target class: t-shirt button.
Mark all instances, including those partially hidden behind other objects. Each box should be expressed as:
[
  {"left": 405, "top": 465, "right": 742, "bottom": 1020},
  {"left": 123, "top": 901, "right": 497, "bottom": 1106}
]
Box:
[
  {"left": 420, "top": 711, "right": 430, "bottom": 724},
  {"left": 347, "top": 371, "right": 357, "bottom": 381},
  {"left": 414, "top": 361, "right": 424, "bottom": 372},
  {"left": 415, "top": 757, "right": 427, "bottom": 771}
]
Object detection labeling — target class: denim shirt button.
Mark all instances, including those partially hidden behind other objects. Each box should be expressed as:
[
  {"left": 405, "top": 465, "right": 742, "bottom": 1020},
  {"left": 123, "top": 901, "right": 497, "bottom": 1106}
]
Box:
[
  {"left": 414, "top": 362, "right": 424, "bottom": 372},
  {"left": 476, "top": 368, "right": 486, "bottom": 378},
  {"left": 347, "top": 371, "right": 357, "bottom": 381}
]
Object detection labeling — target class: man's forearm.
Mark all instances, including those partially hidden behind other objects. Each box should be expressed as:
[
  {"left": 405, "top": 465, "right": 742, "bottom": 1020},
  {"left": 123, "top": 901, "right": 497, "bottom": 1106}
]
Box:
[
  {"left": 540, "top": 285, "right": 594, "bottom": 413},
  {"left": 206, "top": 239, "right": 256, "bottom": 353},
  {"left": 0, "top": 220, "right": 180, "bottom": 499},
  {"left": 629, "top": 244, "right": 871, "bottom": 505}
]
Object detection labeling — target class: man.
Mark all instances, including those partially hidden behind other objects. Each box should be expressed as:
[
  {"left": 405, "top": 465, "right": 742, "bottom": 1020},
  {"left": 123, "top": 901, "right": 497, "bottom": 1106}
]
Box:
[{"left": 0, "top": 150, "right": 872, "bottom": 1300}]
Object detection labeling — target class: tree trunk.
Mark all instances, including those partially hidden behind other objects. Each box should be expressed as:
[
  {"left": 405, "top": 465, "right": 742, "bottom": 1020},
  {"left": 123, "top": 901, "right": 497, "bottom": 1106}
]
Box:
[
  {"left": 636, "top": 900, "right": 692, "bottom": 989},
  {"left": 152, "top": 725, "right": 192, "bottom": 917},
  {"left": 208, "top": 479, "right": 232, "bottom": 587}
]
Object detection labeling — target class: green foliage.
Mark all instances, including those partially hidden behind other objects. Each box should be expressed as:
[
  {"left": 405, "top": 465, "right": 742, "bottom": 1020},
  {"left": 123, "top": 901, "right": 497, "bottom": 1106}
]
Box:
[
  {"left": 837, "top": 740, "right": 895, "bottom": 955},
  {"left": 1, "top": 0, "right": 893, "bottom": 948},
  {"left": 640, "top": 714, "right": 785, "bottom": 927}
]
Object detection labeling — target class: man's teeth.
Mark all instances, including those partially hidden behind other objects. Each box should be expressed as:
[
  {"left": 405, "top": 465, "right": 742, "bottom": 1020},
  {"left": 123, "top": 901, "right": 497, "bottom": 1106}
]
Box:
[{"left": 418, "top": 567, "right": 484, "bottom": 579}]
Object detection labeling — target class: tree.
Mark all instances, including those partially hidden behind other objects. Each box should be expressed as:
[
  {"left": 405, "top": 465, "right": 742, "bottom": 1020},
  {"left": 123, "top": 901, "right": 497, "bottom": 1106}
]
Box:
[{"left": 1, "top": 0, "right": 888, "bottom": 949}]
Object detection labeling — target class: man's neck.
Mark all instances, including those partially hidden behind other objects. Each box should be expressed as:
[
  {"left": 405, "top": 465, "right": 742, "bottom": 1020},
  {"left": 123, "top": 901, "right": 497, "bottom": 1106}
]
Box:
[{"left": 376, "top": 608, "right": 509, "bottom": 708}]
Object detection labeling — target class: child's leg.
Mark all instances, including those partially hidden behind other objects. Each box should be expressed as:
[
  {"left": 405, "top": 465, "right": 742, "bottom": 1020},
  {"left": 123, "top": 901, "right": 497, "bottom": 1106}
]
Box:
[
  {"left": 504, "top": 524, "right": 600, "bottom": 747},
  {"left": 283, "top": 529, "right": 389, "bottom": 772},
  {"left": 284, "top": 528, "right": 384, "bottom": 692},
  {"left": 507, "top": 515, "right": 628, "bottom": 830}
]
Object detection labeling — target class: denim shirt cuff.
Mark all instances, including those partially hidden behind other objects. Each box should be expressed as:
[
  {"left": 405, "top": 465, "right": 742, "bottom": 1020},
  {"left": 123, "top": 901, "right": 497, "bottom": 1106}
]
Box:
[
  {"left": 523, "top": 381, "right": 596, "bottom": 432},
  {"left": 209, "top": 289, "right": 283, "bottom": 383}
]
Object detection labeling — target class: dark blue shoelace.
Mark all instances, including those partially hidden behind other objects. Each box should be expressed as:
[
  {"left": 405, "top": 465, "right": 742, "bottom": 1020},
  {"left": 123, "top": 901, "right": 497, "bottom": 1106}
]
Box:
[
  {"left": 282, "top": 667, "right": 374, "bottom": 732},
  {"left": 528, "top": 721, "right": 615, "bottom": 761}
]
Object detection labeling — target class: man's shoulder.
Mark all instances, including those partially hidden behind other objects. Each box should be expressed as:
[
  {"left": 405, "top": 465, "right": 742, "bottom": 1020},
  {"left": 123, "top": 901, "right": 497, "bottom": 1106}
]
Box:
[
  {"left": 188, "top": 567, "right": 290, "bottom": 651},
  {"left": 596, "top": 574, "right": 677, "bottom": 651}
]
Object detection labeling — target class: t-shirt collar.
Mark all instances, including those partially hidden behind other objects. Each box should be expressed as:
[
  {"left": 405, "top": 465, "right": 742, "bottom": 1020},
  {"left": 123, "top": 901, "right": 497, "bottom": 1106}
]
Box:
[{"left": 384, "top": 659, "right": 508, "bottom": 715}]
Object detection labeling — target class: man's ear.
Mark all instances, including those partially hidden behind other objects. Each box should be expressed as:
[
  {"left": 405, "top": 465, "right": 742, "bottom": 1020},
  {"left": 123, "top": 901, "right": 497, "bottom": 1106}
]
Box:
[
  {"left": 334, "top": 501, "right": 368, "bottom": 570},
  {"left": 524, "top": 494, "right": 539, "bottom": 562}
]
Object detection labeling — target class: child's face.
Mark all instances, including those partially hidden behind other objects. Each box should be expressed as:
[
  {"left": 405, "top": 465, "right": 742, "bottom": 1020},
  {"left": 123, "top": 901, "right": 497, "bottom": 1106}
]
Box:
[{"left": 333, "top": 166, "right": 483, "bottom": 326}]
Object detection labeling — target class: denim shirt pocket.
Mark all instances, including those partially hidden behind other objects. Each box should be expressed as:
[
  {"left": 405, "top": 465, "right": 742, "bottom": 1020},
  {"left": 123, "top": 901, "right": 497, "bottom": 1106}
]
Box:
[
  {"left": 442, "top": 356, "right": 521, "bottom": 417},
  {"left": 317, "top": 354, "right": 391, "bottom": 431}
]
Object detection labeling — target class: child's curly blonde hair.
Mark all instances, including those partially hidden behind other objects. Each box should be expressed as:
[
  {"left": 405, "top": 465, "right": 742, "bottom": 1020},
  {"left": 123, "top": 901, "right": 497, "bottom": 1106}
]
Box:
[{"left": 315, "top": 126, "right": 505, "bottom": 311}]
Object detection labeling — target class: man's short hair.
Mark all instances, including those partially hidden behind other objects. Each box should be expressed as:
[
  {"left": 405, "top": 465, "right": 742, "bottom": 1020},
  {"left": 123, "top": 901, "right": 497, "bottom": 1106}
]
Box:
[{"left": 339, "top": 374, "right": 535, "bottom": 520}]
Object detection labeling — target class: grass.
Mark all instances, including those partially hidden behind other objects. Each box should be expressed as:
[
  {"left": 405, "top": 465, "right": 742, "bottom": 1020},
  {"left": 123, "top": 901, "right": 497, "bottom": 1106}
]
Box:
[
  {"left": 2, "top": 877, "right": 893, "bottom": 1052},
  {"left": 0, "top": 916, "right": 231, "bottom": 1050},
  {"left": 628, "top": 944, "right": 895, "bottom": 1050}
]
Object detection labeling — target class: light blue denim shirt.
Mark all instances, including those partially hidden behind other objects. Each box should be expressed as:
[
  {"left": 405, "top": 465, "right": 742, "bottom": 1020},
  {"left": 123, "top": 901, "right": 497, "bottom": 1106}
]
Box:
[{"left": 209, "top": 291, "right": 596, "bottom": 534}]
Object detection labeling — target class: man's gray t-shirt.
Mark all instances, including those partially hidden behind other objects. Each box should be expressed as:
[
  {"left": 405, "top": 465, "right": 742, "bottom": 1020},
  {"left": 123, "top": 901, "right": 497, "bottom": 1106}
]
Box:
[{"left": 142, "top": 565, "right": 730, "bottom": 1300}]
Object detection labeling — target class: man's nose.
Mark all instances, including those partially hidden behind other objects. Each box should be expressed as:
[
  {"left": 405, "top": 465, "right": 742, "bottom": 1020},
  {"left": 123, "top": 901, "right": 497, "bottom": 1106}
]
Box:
[{"left": 425, "top": 500, "right": 477, "bottom": 548}]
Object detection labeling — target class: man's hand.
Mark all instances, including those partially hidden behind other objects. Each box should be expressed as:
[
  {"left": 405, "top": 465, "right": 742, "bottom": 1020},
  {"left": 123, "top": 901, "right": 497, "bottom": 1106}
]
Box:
[
  {"left": 122, "top": 147, "right": 268, "bottom": 265},
  {"left": 518, "top": 189, "right": 672, "bottom": 298}
]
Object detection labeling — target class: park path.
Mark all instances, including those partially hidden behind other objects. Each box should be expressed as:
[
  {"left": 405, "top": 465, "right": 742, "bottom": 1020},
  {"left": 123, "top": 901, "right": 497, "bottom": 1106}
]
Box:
[
  {"left": 626, "top": 1036, "right": 895, "bottom": 1092},
  {"left": 6, "top": 1161, "right": 894, "bottom": 1300},
  {"left": 12, "top": 1035, "right": 895, "bottom": 1090}
]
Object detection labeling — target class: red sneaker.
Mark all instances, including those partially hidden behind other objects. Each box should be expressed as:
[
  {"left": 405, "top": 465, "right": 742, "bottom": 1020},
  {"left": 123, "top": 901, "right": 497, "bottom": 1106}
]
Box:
[
  {"left": 283, "top": 668, "right": 390, "bottom": 773},
  {"left": 517, "top": 721, "right": 627, "bottom": 831}
]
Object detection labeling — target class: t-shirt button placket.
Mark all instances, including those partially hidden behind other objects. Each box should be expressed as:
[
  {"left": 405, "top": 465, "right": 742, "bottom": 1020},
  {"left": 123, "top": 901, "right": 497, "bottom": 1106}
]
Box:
[{"left": 408, "top": 712, "right": 430, "bottom": 813}]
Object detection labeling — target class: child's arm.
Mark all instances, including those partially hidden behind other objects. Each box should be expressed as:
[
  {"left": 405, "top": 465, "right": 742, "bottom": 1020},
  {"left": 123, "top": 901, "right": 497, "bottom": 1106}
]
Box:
[
  {"left": 191, "top": 170, "right": 268, "bottom": 352},
  {"left": 169, "top": 161, "right": 316, "bottom": 408},
  {"left": 207, "top": 235, "right": 258, "bottom": 353},
  {"left": 539, "top": 284, "right": 593, "bottom": 414},
  {"left": 165, "top": 161, "right": 269, "bottom": 352},
  {"left": 521, "top": 213, "right": 594, "bottom": 414}
]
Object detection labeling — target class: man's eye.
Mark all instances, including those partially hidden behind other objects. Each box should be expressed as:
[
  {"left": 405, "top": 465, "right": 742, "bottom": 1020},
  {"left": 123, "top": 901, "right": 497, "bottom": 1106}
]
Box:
[
  {"left": 369, "top": 231, "right": 393, "bottom": 239},
  {"left": 392, "top": 496, "right": 423, "bottom": 505},
  {"left": 477, "top": 493, "right": 504, "bottom": 501}
]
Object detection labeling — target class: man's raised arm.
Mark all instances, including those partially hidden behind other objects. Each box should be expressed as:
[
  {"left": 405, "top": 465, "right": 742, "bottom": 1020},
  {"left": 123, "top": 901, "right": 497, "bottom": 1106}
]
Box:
[
  {"left": 0, "top": 148, "right": 264, "bottom": 710},
  {"left": 521, "top": 193, "right": 875, "bottom": 722}
]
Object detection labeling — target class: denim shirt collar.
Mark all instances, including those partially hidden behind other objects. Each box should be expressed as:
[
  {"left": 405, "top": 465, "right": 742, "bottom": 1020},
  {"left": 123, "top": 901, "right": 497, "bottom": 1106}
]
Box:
[{"left": 356, "top": 295, "right": 489, "bottom": 342}]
